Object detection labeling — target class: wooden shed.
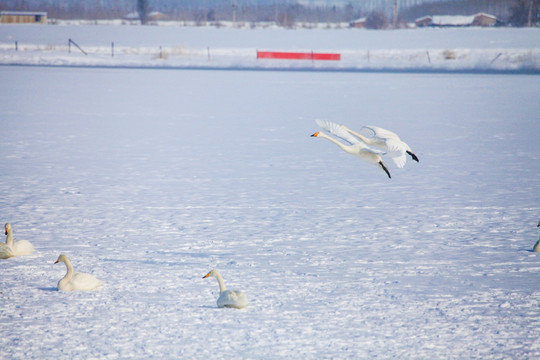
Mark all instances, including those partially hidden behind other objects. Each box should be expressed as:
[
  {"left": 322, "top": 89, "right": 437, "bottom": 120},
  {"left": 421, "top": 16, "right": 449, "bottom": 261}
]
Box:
[
  {"left": 472, "top": 13, "right": 498, "bottom": 27},
  {"left": 350, "top": 17, "right": 367, "bottom": 29},
  {"left": 0, "top": 11, "right": 47, "bottom": 24},
  {"left": 415, "top": 13, "right": 498, "bottom": 27}
]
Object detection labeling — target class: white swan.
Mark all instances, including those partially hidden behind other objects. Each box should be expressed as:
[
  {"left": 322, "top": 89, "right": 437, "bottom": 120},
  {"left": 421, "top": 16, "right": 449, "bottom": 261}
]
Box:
[
  {"left": 203, "top": 269, "right": 248, "bottom": 309},
  {"left": 341, "top": 124, "right": 419, "bottom": 168},
  {"left": 312, "top": 119, "right": 391, "bottom": 178},
  {"left": 0, "top": 243, "right": 15, "bottom": 259},
  {"left": 54, "top": 254, "right": 103, "bottom": 291},
  {"left": 3, "top": 223, "right": 34, "bottom": 257},
  {"left": 533, "top": 221, "right": 540, "bottom": 252}
]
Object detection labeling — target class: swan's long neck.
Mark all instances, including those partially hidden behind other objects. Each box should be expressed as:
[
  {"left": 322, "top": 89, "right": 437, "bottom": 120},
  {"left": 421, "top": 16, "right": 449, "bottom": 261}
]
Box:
[
  {"left": 318, "top": 132, "right": 351, "bottom": 153},
  {"left": 62, "top": 258, "right": 74, "bottom": 282},
  {"left": 214, "top": 271, "right": 227, "bottom": 293},
  {"left": 5, "top": 229, "right": 13, "bottom": 247}
]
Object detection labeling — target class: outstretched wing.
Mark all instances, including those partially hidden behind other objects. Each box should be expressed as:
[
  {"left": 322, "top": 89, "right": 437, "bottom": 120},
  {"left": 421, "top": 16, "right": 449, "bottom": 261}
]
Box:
[
  {"left": 362, "top": 125, "right": 401, "bottom": 141},
  {"left": 316, "top": 119, "right": 360, "bottom": 145}
]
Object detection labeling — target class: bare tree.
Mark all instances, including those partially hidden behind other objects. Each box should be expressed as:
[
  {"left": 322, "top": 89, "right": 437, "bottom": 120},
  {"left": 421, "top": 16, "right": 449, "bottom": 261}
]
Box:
[
  {"left": 509, "top": 0, "right": 540, "bottom": 26},
  {"left": 365, "top": 11, "right": 389, "bottom": 29},
  {"left": 137, "top": 0, "right": 150, "bottom": 25}
]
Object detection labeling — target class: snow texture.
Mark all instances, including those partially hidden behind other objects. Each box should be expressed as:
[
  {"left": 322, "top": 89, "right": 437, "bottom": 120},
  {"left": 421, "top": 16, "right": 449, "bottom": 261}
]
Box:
[{"left": 1, "top": 24, "right": 540, "bottom": 359}]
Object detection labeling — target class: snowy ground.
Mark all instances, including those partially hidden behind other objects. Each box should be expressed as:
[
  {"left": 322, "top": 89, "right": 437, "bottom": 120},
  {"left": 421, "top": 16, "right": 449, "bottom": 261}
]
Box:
[
  {"left": 1, "top": 24, "right": 539, "bottom": 72},
  {"left": 1, "top": 25, "right": 540, "bottom": 359}
]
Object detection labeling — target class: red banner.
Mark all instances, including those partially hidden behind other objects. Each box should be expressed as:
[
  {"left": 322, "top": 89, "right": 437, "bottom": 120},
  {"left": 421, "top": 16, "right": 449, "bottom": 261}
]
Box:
[{"left": 257, "top": 51, "right": 341, "bottom": 61}]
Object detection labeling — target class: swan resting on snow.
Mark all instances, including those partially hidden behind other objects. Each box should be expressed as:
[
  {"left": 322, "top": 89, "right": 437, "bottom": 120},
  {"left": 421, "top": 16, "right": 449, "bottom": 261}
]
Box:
[
  {"left": 311, "top": 119, "right": 391, "bottom": 178},
  {"left": 203, "top": 269, "right": 248, "bottom": 309},
  {"left": 1, "top": 223, "right": 35, "bottom": 259},
  {"left": 54, "top": 254, "right": 103, "bottom": 291},
  {"left": 533, "top": 221, "right": 540, "bottom": 253}
]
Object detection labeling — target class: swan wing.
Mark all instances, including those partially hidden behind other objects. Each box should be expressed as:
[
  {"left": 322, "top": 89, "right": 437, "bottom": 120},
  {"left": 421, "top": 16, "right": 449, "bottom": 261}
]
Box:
[
  {"left": 353, "top": 143, "right": 386, "bottom": 156},
  {"left": 384, "top": 138, "right": 408, "bottom": 168},
  {"left": 218, "top": 290, "right": 248, "bottom": 309},
  {"left": 362, "top": 125, "right": 401, "bottom": 141},
  {"left": 0, "top": 244, "right": 15, "bottom": 259},
  {"left": 12, "top": 240, "right": 35, "bottom": 256},
  {"left": 390, "top": 152, "right": 407, "bottom": 168},
  {"left": 70, "top": 272, "right": 103, "bottom": 291},
  {"left": 316, "top": 119, "right": 360, "bottom": 145}
]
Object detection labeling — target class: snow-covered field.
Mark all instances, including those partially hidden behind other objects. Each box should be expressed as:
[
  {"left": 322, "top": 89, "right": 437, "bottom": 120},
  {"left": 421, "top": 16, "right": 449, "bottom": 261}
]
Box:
[
  {"left": 1, "top": 25, "right": 540, "bottom": 359},
  {"left": 1, "top": 24, "right": 539, "bottom": 72}
]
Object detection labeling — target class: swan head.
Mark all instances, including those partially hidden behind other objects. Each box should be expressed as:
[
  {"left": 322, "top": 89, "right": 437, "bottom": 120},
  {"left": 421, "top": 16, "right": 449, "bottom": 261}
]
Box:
[
  {"left": 311, "top": 132, "right": 320, "bottom": 137},
  {"left": 4, "top": 223, "right": 11, "bottom": 235},
  {"left": 538, "top": 220, "right": 540, "bottom": 227},
  {"left": 54, "top": 254, "right": 69, "bottom": 264},
  {"left": 202, "top": 269, "right": 218, "bottom": 279}
]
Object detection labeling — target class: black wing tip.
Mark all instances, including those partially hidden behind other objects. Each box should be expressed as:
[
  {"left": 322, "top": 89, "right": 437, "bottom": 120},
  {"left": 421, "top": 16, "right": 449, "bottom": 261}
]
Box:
[{"left": 407, "top": 151, "right": 419, "bottom": 162}]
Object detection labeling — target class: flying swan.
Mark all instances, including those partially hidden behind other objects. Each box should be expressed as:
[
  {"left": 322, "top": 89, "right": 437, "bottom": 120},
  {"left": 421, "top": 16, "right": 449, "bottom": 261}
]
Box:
[
  {"left": 533, "top": 220, "right": 540, "bottom": 253},
  {"left": 311, "top": 119, "right": 391, "bottom": 178},
  {"left": 1, "top": 223, "right": 35, "bottom": 258},
  {"left": 54, "top": 254, "right": 103, "bottom": 291},
  {"left": 340, "top": 124, "right": 419, "bottom": 168},
  {"left": 203, "top": 269, "right": 248, "bottom": 309}
]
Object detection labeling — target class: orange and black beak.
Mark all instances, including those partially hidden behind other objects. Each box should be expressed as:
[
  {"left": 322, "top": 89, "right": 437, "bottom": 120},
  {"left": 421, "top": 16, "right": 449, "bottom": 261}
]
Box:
[{"left": 311, "top": 132, "right": 320, "bottom": 137}]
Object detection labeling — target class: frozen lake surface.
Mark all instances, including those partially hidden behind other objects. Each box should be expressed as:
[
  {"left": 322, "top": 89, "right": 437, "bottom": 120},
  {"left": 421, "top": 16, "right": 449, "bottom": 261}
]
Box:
[{"left": 1, "top": 45, "right": 540, "bottom": 357}]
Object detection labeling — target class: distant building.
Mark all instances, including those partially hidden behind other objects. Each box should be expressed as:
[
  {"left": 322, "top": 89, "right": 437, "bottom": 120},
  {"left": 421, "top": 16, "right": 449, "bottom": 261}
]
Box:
[
  {"left": 0, "top": 11, "right": 47, "bottom": 24},
  {"left": 124, "top": 11, "right": 166, "bottom": 22},
  {"left": 415, "top": 13, "right": 498, "bottom": 27},
  {"left": 350, "top": 17, "right": 367, "bottom": 29},
  {"left": 472, "top": 13, "right": 499, "bottom": 27}
]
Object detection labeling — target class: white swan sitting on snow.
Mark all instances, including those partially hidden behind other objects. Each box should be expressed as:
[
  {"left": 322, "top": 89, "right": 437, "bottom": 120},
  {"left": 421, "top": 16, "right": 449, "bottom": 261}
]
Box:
[
  {"left": 341, "top": 124, "right": 419, "bottom": 168},
  {"left": 54, "top": 254, "right": 103, "bottom": 291},
  {"left": 533, "top": 220, "right": 540, "bottom": 253},
  {"left": 0, "top": 243, "right": 15, "bottom": 259},
  {"left": 203, "top": 269, "right": 248, "bottom": 309},
  {"left": 312, "top": 119, "right": 391, "bottom": 178},
  {"left": 2, "top": 223, "right": 35, "bottom": 258}
]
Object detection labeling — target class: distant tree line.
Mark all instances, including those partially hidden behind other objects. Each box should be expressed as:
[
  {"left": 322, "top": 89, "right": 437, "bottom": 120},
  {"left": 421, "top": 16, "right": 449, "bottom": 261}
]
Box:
[{"left": 0, "top": 0, "right": 538, "bottom": 27}]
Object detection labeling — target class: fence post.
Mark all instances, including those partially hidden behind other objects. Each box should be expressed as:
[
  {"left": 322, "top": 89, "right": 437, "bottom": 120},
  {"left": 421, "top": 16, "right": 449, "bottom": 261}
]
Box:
[
  {"left": 490, "top": 52, "right": 502, "bottom": 65},
  {"left": 68, "top": 38, "right": 87, "bottom": 55},
  {"left": 15, "top": 41, "right": 18, "bottom": 51},
  {"left": 111, "top": 42, "right": 114, "bottom": 58},
  {"left": 426, "top": 50, "right": 431, "bottom": 63}
]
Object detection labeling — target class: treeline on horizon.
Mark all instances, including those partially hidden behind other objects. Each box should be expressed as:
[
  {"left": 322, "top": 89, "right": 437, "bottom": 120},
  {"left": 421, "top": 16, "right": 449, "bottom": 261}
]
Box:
[{"left": 1, "top": 0, "right": 538, "bottom": 27}]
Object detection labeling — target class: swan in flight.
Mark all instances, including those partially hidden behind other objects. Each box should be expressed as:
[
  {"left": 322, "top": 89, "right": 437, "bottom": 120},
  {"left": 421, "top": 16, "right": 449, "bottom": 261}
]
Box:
[
  {"left": 533, "top": 220, "right": 540, "bottom": 253},
  {"left": 2, "top": 223, "right": 35, "bottom": 258},
  {"left": 340, "top": 124, "right": 419, "bottom": 168},
  {"left": 311, "top": 119, "right": 391, "bottom": 178},
  {"left": 203, "top": 269, "right": 248, "bottom": 309},
  {"left": 54, "top": 254, "right": 103, "bottom": 291}
]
